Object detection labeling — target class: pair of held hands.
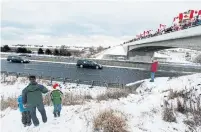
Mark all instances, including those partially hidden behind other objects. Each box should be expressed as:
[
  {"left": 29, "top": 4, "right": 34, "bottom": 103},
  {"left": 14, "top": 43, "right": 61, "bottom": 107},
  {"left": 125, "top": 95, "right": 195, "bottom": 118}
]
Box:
[{"left": 23, "top": 104, "right": 28, "bottom": 108}]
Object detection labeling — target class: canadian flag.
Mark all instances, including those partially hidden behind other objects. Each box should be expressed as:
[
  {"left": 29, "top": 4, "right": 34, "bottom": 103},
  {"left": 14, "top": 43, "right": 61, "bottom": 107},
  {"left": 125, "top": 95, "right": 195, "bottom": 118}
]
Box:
[
  {"left": 160, "top": 24, "right": 166, "bottom": 28},
  {"left": 143, "top": 31, "right": 146, "bottom": 36},
  {"left": 179, "top": 13, "right": 183, "bottom": 21},
  {"left": 146, "top": 30, "right": 152, "bottom": 35},
  {"left": 189, "top": 10, "right": 195, "bottom": 19},
  {"left": 194, "top": 10, "right": 201, "bottom": 16}
]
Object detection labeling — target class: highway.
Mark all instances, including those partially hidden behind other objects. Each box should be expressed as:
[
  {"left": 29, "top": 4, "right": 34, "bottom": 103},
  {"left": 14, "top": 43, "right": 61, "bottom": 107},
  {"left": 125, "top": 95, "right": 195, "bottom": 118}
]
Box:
[{"left": 0, "top": 59, "right": 189, "bottom": 85}]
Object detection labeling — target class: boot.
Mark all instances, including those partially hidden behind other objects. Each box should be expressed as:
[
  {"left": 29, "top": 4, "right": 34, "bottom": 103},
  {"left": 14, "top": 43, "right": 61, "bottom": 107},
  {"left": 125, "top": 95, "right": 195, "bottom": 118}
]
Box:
[
  {"left": 54, "top": 112, "right": 57, "bottom": 117},
  {"left": 27, "top": 122, "right": 32, "bottom": 126}
]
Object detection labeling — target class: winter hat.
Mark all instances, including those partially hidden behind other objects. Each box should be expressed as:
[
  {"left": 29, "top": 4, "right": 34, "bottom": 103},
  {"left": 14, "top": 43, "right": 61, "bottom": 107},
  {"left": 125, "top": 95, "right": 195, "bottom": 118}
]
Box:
[{"left": 53, "top": 83, "right": 59, "bottom": 89}]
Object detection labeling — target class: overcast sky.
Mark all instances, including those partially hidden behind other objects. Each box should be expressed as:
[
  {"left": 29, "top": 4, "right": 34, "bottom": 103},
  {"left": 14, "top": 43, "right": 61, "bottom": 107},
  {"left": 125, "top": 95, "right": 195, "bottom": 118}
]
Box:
[{"left": 1, "top": 0, "right": 201, "bottom": 47}]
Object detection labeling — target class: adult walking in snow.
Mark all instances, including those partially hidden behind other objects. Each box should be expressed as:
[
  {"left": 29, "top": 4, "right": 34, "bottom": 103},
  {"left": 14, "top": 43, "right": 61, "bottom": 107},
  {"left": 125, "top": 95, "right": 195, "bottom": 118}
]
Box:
[
  {"left": 22, "top": 75, "right": 49, "bottom": 127},
  {"left": 50, "top": 83, "right": 63, "bottom": 117},
  {"left": 150, "top": 59, "right": 158, "bottom": 82}
]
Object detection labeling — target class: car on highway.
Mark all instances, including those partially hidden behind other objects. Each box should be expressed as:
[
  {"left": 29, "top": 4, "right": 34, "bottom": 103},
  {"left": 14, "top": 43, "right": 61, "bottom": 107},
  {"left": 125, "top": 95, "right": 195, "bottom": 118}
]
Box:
[
  {"left": 76, "top": 59, "right": 103, "bottom": 69},
  {"left": 7, "top": 55, "right": 30, "bottom": 63}
]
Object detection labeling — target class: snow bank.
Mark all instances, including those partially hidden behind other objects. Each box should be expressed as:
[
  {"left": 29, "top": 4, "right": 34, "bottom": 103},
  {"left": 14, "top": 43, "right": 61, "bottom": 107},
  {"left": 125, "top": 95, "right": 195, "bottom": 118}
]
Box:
[
  {"left": 1, "top": 74, "right": 201, "bottom": 132},
  {"left": 96, "top": 45, "right": 127, "bottom": 59}
]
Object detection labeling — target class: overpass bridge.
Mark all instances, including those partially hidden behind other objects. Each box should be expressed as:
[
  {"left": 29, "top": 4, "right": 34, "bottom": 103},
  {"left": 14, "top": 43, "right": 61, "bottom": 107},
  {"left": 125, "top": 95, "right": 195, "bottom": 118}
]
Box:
[{"left": 125, "top": 26, "right": 201, "bottom": 62}]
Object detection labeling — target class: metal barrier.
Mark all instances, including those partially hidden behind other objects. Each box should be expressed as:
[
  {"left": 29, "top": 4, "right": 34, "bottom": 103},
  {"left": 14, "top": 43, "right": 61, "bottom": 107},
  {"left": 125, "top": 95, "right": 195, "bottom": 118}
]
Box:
[{"left": 0, "top": 70, "right": 124, "bottom": 88}]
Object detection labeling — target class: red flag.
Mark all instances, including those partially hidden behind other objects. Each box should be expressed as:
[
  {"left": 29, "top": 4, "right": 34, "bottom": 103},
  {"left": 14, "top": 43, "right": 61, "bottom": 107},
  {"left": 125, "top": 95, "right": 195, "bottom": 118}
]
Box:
[
  {"left": 179, "top": 13, "right": 183, "bottom": 20},
  {"left": 146, "top": 30, "right": 152, "bottom": 35},
  {"left": 189, "top": 10, "right": 194, "bottom": 19},
  {"left": 143, "top": 31, "right": 146, "bottom": 36},
  {"left": 160, "top": 24, "right": 166, "bottom": 30},
  {"left": 198, "top": 10, "right": 201, "bottom": 15}
]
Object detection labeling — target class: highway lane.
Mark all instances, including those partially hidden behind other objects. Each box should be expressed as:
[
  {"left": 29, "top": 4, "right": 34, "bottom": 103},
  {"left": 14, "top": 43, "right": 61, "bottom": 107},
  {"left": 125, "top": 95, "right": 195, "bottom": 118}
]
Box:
[{"left": 1, "top": 59, "right": 187, "bottom": 84}]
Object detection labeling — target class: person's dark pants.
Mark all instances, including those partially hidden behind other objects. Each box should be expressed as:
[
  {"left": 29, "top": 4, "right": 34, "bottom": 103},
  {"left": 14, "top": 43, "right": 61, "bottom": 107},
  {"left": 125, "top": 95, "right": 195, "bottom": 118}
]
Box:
[
  {"left": 30, "top": 103, "right": 47, "bottom": 126},
  {"left": 53, "top": 104, "right": 62, "bottom": 116},
  {"left": 54, "top": 104, "right": 62, "bottom": 113},
  {"left": 22, "top": 111, "right": 31, "bottom": 125}
]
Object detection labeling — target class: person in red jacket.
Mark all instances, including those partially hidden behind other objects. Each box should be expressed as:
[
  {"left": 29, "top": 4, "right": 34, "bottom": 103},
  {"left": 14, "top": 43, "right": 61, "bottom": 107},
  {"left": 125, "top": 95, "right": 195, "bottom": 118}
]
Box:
[{"left": 150, "top": 59, "right": 158, "bottom": 82}]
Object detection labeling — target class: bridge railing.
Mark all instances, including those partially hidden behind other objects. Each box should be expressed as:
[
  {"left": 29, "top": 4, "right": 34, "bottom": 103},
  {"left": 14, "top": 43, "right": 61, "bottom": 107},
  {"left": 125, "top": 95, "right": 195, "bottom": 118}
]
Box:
[{"left": 0, "top": 71, "right": 124, "bottom": 88}]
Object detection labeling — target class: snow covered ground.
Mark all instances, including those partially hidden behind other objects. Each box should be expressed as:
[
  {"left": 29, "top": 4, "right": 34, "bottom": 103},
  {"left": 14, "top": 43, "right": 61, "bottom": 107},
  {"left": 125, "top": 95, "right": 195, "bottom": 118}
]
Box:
[
  {"left": 96, "top": 45, "right": 201, "bottom": 64},
  {"left": 156, "top": 48, "right": 201, "bottom": 64},
  {"left": 1, "top": 74, "right": 201, "bottom": 132},
  {"left": 95, "top": 45, "right": 127, "bottom": 59},
  {"left": 0, "top": 76, "right": 107, "bottom": 98}
]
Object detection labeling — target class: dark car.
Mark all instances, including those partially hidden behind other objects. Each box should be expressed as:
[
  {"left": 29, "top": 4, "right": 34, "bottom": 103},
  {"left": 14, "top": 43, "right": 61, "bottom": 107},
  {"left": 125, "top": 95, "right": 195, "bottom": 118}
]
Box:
[
  {"left": 76, "top": 59, "right": 103, "bottom": 69},
  {"left": 7, "top": 55, "right": 30, "bottom": 63}
]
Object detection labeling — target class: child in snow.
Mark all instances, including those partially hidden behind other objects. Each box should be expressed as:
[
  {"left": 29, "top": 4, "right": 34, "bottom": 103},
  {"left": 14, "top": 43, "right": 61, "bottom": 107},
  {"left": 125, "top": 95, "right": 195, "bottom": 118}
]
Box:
[
  {"left": 50, "top": 83, "right": 63, "bottom": 117},
  {"left": 17, "top": 95, "right": 32, "bottom": 127}
]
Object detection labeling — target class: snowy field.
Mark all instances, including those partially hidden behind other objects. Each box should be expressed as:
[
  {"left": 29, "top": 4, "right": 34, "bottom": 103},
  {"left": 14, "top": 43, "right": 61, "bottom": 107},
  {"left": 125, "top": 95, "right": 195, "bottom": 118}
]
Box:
[
  {"left": 1, "top": 74, "right": 201, "bottom": 132},
  {"left": 96, "top": 45, "right": 201, "bottom": 64},
  {"left": 156, "top": 48, "right": 201, "bottom": 64},
  {"left": 0, "top": 76, "right": 107, "bottom": 99}
]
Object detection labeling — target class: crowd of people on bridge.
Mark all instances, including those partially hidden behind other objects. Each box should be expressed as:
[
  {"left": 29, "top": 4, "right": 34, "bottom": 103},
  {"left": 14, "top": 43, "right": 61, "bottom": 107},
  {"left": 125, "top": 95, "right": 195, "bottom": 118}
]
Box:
[{"left": 123, "top": 9, "right": 201, "bottom": 45}]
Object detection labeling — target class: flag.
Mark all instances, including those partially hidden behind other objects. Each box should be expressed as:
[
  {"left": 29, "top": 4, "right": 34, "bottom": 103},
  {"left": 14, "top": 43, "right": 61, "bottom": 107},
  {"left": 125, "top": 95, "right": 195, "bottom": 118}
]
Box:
[
  {"left": 198, "top": 10, "right": 201, "bottom": 15},
  {"left": 160, "top": 24, "right": 166, "bottom": 29},
  {"left": 189, "top": 10, "right": 195, "bottom": 19},
  {"left": 146, "top": 30, "right": 152, "bottom": 35},
  {"left": 179, "top": 13, "right": 183, "bottom": 21},
  {"left": 193, "top": 10, "right": 201, "bottom": 18},
  {"left": 159, "top": 24, "right": 166, "bottom": 31},
  {"left": 143, "top": 31, "right": 146, "bottom": 36}
]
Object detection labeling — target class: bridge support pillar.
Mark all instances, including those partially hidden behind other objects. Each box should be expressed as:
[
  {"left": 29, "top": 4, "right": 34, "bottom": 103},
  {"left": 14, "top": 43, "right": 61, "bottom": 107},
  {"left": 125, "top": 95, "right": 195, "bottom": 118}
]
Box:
[{"left": 127, "top": 50, "right": 154, "bottom": 62}]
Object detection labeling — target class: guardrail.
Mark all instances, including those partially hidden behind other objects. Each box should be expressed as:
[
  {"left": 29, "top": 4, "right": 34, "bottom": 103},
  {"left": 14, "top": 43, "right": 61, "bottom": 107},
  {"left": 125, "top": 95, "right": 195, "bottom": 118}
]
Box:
[{"left": 1, "top": 71, "right": 124, "bottom": 88}]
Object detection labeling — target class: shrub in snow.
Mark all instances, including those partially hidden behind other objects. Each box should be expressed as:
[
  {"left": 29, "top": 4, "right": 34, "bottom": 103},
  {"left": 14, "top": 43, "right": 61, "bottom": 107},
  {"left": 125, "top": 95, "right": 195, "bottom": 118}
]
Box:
[
  {"left": 96, "top": 88, "right": 130, "bottom": 101},
  {"left": 193, "top": 54, "right": 201, "bottom": 64},
  {"left": 164, "top": 85, "right": 201, "bottom": 129},
  {"left": 162, "top": 100, "right": 176, "bottom": 122},
  {"left": 93, "top": 110, "right": 128, "bottom": 132},
  {"left": 62, "top": 93, "right": 85, "bottom": 106},
  {"left": 176, "top": 98, "right": 185, "bottom": 113},
  {"left": 1, "top": 96, "right": 18, "bottom": 110},
  {"left": 43, "top": 93, "right": 52, "bottom": 106},
  {"left": 1, "top": 75, "right": 17, "bottom": 85},
  {"left": 83, "top": 94, "right": 93, "bottom": 100}
]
